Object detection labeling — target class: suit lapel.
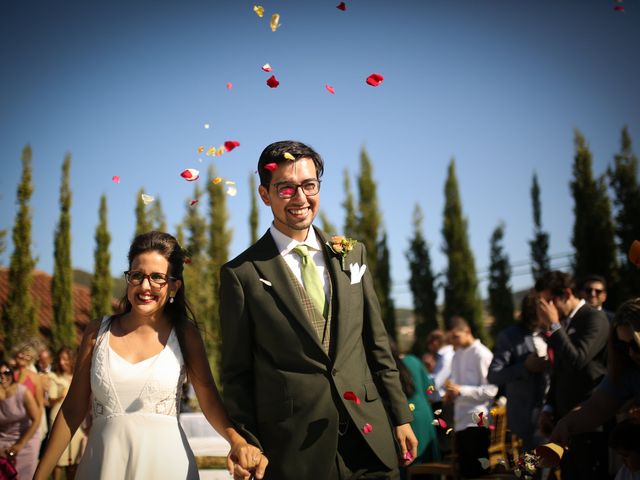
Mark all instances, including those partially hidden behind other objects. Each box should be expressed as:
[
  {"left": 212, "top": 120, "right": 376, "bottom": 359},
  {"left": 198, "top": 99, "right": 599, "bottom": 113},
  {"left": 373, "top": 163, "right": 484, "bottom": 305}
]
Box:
[{"left": 252, "top": 231, "right": 327, "bottom": 357}]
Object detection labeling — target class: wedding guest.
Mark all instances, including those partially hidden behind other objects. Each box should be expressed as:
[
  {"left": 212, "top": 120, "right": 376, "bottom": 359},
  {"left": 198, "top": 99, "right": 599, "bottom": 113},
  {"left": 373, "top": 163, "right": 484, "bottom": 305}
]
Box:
[
  {"left": 425, "top": 329, "right": 454, "bottom": 454},
  {"left": 581, "top": 274, "right": 615, "bottom": 323}
]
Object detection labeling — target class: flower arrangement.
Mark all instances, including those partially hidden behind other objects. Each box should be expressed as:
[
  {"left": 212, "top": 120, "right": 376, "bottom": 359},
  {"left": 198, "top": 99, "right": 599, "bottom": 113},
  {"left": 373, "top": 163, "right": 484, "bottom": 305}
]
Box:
[{"left": 326, "top": 235, "right": 357, "bottom": 269}]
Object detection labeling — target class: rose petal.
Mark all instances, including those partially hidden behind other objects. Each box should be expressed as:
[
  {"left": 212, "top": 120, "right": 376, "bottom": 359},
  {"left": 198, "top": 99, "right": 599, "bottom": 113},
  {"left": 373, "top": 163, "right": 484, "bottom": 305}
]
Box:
[
  {"left": 226, "top": 185, "right": 237, "bottom": 196},
  {"left": 446, "top": 428, "right": 453, "bottom": 435},
  {"left": 212, "top": 177, "right": 223, "bottom": 184},
  {"left": 362, "top": 423, "right": 373, "bottom": 434},
  {"left": 478, "top": 458, "right": 490, "bottom": 470},
  {"left": 266, "top": 75, "right": 280, "bottom": 88},
  {"left": 426, "top": 385, "right": 435, "bottom": 394},
  {"left": 629, "top": 240, "right": 640, "bottom": 266},
  {"left": 198, "top": 146, "right": 205, "bottom": 153},
  {"left": 203, "top": 123, "right": 210, "bottom": 129},
  {"left": 434, "top": 408, "right": 442, "bottom": 416},
  {"left": 284, "top": 152, "right": 295, "bottom": 161},
  {"left": 264, "top": 162, "right": 278, "bottom": 172},
  {"left": 262, "top": 63, "right": 273, "bottom": 72},
  {"left": 403, "top": 451, "right": 413, "bottom": 461},
  {"left": 336, "top": 2, "right": 347, "bottom": 11},
  {"left": 438, "top": 418, "right": 447, "bottom": 429},
  {"left": 270, "top": 13, "right": 280, "bottom": 32},
  {"left": 224, "top": 140, "right": 241, "bottom": 152},
  {"left": 226, "top": 82, "right": 233, "bottom": 90},
  {"left": 366, "top": 73, "right": 384, "bottom": 87},
  {"left": 190, "top": 200, "right": 198, "bottom": 207},
  {"left": 408, "top": 403, "right": 415, "bottom": 411},
  {"left": 253, "top": 5, "right": 264, "bottom": 17},
  {"left": 206, "top": 147, "right": 215, "bottom": 156},
  {"left": 180, "top": 168, "right": 200, "bottom": 181},
  {"left": 111, "top": 175, "right": 120, "bottom": 184},
  {"left": 141, "top": 193, "right": 154, "bottom": 205},
  {"left": 614, "top": 5, "right": 625, "bottom": 11},
  {"left": 343, "top": 391, "right": 361, "bottom": 405},
  {"left": 325, "top": 84, "right": 335, "bottom": 94}
]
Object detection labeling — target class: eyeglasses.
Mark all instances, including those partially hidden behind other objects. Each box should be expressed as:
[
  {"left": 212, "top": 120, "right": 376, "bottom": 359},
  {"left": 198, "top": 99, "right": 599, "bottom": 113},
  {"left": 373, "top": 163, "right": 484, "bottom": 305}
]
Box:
[
  {"left": 613, "top": 338, "right": 640, "bottom": 355},
  {"left": 124, "top": 271, "right": 174, "bottom": 287},
  {"left": 0, "top": 369, "right": 13, "bottom": 377},
  {"left": 584, "top": 288, "right": 604, "bottom": 296},
  {"left": 271, "top": 179, "right": 321, "bottom": 199}
]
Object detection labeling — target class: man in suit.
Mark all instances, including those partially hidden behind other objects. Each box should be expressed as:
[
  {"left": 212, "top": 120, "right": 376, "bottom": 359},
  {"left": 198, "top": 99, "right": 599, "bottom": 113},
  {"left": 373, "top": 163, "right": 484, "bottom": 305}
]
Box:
[
  {"left": 536, "top": 270, "right": 609, "bottom": 480},
  {"left": 219, "top": 140, "right": 417, "bottom": 480},
  {"left": 581, "top": 274, "right": 615, "bottom": 323}
]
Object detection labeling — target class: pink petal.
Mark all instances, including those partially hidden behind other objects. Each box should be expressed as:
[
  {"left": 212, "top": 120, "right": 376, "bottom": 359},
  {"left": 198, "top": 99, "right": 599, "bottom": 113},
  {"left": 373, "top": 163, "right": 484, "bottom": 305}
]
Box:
[
  {"left": 425, "top": 385, "right": 435, "bottom": 394},
  {"left": 224, "top": 140, "right": 241, "bottom": 152},
  {"left": 438, "top": 418, "right": 447, "bottom": 429},
  {"left": 226, "top": 82, "right": 233, "bottom": 90},
  {"left": 262, "top": 63, "right": 273, "bottom": 72},
  {"left": 180, "top": 169, "right": 200, "bottom": 181},
  {"left": 266, "top": 75, "right": 280, "bottom": 88},
  {"left": 325, "top": 84, "right": 335, "bottom": 94},
  {"left": 403, "top": 451, "right": 413, "bottom": 461},
  {"left": 111, "top": 175, "right": 120, "bottom": 184},
  {"left": 343, "top": 391, "right": 361, "bottom": 405},
  {"left": 366, "top": 73, "right": 384, "bottom": 87},
  {"left": 264, "top": 163, "right": 278, "bottom": 172},
  {"left": 362, "top": 423, "right": 373, "bottom": 434}
]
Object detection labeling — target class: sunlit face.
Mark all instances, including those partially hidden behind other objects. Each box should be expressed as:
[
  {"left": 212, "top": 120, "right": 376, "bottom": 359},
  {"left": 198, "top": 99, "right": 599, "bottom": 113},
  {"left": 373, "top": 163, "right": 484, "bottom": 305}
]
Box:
[
  {"left": 582, "top": 281, "right": 607, "bottom": 309},
  {"left": 258, "top": 157, "right": 320, "bottom": 242},
  {"left": 0, "top": 365, "right": 13, "bottom": 387},
  {"left": 449, "top": 328, "right": 473, "bottom": 349},
  {"left": 14, "top": 350, "right": 33, "bottom": 368},
  {"left": 38, "top": 350, "right": 52, "bottom": 371},
  {"left": 616, "top": 324, "right": 640, "bottom": 368},
  {"left": 126, "top": 251, "right": 181, "bottom": 319},
  {"left": 58, "top": 351, "right": 72, "bottom": 374}
]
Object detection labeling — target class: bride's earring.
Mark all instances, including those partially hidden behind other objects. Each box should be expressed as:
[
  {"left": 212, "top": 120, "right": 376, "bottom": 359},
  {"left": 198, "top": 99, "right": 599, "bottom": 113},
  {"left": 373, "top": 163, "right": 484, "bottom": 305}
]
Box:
[{"left": 169, "top": 292, "right": 175, "bottom": 304}]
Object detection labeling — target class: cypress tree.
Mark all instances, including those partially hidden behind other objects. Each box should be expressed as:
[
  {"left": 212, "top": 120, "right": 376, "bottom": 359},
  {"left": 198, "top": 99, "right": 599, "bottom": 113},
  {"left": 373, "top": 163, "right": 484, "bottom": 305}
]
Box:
[
  {"left": 150, "top": 197, "right": 167, "bottom": 232},
  {"left": 0, "top": 230, "right": 6, "bottom": 265},
  {"left": 488, "top": 222, "right": 515, "bottom": 337},
  {"left": 376, "top": 230, "right": 396, "bottom": 337},
  {"left": 3, "top": 145, "right": 37, "bottom": 347},
  {"left": 406, "top": 204, "right": 438, "bottom": 350},
  {"left": 134, "top": 188, "right": 153, "bottom": 237},
  {"left": 570, "top": 130, "right": 619, "bottom": 295},
  {"left": 608, "top": 126, "right": 640, "bottom": 301},
  {"left": 91, "top": 194, "right": 113, "bottom": 319},
  {"left": 441, "top": 159, "right": 486, "bottom": 341},
  {"left": 249, "top": 173, "right": 259, "bottom": 244},
  {"left": 356, "top": 148, "right": 380, "bottom": 288},
  {"left": 175, "top": 224, "right": 185, "bottom": 248},
  {"left": 529, "top": 172, "right": 550, "bottom": 282},
  {"left": 319, "top": 212, "right": 337, "bottom": 235},
  {"left": 207, "top": 165, "right": 232, "bottom": 383},
  {"left": 51, "top": 154, "right": 75, "bottom": 349},
  {"left": 342, "top": 169, "right": 357, "bottom": 238}
]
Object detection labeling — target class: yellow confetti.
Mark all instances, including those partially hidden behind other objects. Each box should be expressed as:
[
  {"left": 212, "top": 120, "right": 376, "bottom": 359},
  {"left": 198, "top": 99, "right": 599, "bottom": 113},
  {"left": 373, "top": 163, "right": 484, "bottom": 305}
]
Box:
[
  {"left": 253, "top": 5, "right": 264, "bottom": 17},
  {"left": 198, "top": 146, "right": 205, "bottom": 153},
  {"left": 490, "top": 408, "right": 498, "bottom": 416},
  {"left": 408, "top": 403, "right": 415, "bottom": 411},
  {"left": 206, "top": 146, "right": 215, "bottom": 156},
  {"left": 141, "top": 193, "right": 154, "bottom": 205},
  {"left": 270, "top": 13, "right": 280, "bottom": 32},
  {"left": 446, "top": 428, "right": 453, "bottom": 435},
  {"left": 225, "top": 181, "right": 236, "bottom": 185},
  {"left": 212, "top": 177, "right": 223, "bottom": 184},
  {"left": 284, "top": 152, "right": 295, "bottom": 161},
  {"left": 216, "top": 147, "right": 225, "bottom": 156},
  {"left": 226, "top": 185, "right": 238, "bottom": 196}
]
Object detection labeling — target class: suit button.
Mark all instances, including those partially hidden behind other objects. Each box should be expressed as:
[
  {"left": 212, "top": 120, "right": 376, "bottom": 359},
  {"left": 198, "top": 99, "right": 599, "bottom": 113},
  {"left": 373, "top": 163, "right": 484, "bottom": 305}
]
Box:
[{"left": 331, "top": 368, "right": 338, "bottom": 376}]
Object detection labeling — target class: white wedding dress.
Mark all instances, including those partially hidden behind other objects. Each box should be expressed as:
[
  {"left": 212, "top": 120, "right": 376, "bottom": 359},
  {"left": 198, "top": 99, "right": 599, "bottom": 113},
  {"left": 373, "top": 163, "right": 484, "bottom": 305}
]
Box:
[{"left": 76, "top": 317, "right": 199, "bottom": 479}]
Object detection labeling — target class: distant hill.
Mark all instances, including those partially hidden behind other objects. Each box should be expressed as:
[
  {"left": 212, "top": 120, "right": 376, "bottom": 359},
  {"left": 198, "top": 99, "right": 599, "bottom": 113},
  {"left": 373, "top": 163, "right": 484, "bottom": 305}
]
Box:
[{"left": 72, "top": 269, "right": 126, "bottom": 301}]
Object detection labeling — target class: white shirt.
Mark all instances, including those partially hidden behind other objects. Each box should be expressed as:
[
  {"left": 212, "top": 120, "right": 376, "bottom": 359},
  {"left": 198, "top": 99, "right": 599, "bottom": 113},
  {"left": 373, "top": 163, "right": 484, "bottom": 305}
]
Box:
[
  {"left": 431, "top": 344, "right": 454, "bottom": 402},
  {"left": 450, "top": 339, "right": 498, "bottom": 430},
  {"left": 563, "top": 298, "right": 586, "bottom": 330},
  {"left": 269, "top": 224, "right": 329, "bottom": 299}
]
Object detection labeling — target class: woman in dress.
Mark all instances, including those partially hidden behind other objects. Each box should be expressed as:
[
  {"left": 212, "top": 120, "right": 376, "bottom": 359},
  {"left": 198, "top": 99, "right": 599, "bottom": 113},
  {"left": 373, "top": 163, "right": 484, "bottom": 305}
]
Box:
[
  {"left": 0, "top": 358, "right": 42, "bottom": 479},
  {"left": 47, "top": 346, "right": 86, "bottom": 480},
  {"left": 35, "top": 231, "right": 268, "bottom": 480}
]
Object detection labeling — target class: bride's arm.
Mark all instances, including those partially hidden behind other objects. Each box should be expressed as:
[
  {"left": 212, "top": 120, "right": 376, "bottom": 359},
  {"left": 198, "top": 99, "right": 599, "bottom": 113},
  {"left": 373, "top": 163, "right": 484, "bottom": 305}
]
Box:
[{"left": 34, "top": 319, "right": 100, "bottom": 480}]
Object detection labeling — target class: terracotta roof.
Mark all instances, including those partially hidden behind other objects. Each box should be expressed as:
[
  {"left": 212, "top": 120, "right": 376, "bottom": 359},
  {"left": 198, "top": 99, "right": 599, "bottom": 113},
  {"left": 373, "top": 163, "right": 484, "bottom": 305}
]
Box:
[{"left": 0, "top": 268, "right": 115, "bottom": 343}]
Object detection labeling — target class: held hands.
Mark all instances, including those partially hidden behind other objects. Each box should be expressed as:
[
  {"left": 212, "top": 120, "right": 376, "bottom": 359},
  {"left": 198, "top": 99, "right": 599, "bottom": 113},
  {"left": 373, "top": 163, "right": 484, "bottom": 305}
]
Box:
[
  {"left": 226, "top": 440, "right": 268, "bottom": 480},
  {"left": 395, "top": 423, "right": 418, "bottom": 467}
]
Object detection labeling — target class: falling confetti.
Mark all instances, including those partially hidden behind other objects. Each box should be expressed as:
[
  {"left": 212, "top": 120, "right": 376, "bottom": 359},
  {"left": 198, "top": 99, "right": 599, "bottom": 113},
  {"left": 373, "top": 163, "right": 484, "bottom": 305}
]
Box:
[
  {"left": 325, "top": 84, "right": 335, "bottom": 94},
  {"left": 408, "top": 403, "right": 415, "bottom": 411},
  {"left": 224, "top": 140, "right": 241, "bottom": 152},
  {"left": 180, "top": 169, "right": 200, "bottom": 181},
  {"left": 253, "top": 5, "right": 264, "bottom": 17},
  {"left": 445, "top": 428, "right": 453, "bottom": 435},
  {"left": 629, "top": 240, "right": 640, "bottom": 266},
  {"left": 264, "top": 162, "right": 278, "bottom": 172},
  {"left": 472, "top": 411, "right": 486, "bottom": 427},
  {"left": 206, "top": 147, "right": 215, "bottom": 156},
  {"left": 204, "top": 123, "right": 210, "bottom": 129},
  {"left": 216, "top": 147, "right": 225, "bottom": 156},
  {"left": 262, "top": 63, "right": 273, "bottom": 72},
  {"left": 111, "top": 175, "right": 120, "bottom": 184},
  {"left": 431, "top": 418, "right": 447, "bottom": 429},
  {"left": 141, "top": 193, "right": 154, "bottom": 205},
  {"left": 336, "top": 2, "right": 347, "bottom": 11},
  {"left": 270, "top": 13, "right": 280, "bottom": 32},
  {"left": 366, "top": 73, "right": 384, "bottom": 87},
  {"left": 426, "top": 385, "right": 435, "bottom": 394},
  {"left": 190, "top": 200, "right": 199, "bottom": 207},
  {"left": 283, "top": 152, "right": 295, "bottom": 161},
  {"left": 226, "top": 82, "right": 233, "bottom": 90},
  {"left": 434, "top": 409, "right": 442, "bottom": 416},
  {"left": 266, "top": 75, "right": 280, "bottom": 88},
  {"left": 478, "top": 458, "right": 490, "bottom": 470},
  {"left": 226, "top": 182, "right": 238, "bottom": 196},
  {"left": 362, "top": 423, "right": 373, "bottom": 434},
  {"left": 403, "top": 451, "right": 413, "bottom": 461},
  {"left": 614, "top": 4, "right": 625, "bottom": 11},
  {"left": 212, "top": 177, "right": 223, "bottom": 184},
  {"left": 198, "top": 146, "right": 205, "bottom": 153},
  {"left": 343, "top": 391, "right": 361, "bottom": 405}
]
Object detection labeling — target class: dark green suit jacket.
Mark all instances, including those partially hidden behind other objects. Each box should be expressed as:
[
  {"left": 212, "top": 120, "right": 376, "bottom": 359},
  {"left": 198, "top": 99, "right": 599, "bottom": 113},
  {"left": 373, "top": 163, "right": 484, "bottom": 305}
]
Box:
[{"left": 219, "top": 227, "right": 413, "bottom": 479}]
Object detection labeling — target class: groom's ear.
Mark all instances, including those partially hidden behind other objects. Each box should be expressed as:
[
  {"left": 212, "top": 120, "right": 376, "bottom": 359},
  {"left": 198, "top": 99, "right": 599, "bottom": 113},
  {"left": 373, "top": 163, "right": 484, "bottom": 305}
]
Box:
[{"left": 258, "top": 185, "right": 271, "bottom": 206}]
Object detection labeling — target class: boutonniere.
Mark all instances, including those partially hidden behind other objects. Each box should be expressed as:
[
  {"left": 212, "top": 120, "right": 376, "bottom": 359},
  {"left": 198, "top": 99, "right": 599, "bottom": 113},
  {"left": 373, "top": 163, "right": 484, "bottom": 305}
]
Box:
[{"left": 326, "top": 235, "right": 357, "bottom": 269}]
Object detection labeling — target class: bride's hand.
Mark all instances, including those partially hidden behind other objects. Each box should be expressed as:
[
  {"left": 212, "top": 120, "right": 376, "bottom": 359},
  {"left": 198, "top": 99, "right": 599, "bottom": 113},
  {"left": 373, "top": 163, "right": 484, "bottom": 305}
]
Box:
[{"left": 226, "top": 441, "right": 268, "bottom": 480}]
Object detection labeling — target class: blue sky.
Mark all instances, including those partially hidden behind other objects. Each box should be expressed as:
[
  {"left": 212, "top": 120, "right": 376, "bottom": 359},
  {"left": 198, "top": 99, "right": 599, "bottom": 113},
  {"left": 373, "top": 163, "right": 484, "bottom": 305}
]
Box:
[{"left": 1, "top": 0, "right": 638, "bottom": 308}]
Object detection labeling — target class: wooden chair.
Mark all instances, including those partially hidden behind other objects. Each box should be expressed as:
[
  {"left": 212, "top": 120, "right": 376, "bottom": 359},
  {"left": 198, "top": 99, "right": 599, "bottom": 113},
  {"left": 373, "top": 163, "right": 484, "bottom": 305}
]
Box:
[{"left": 488, "top": 405, "right": 508, "bottom": 467}]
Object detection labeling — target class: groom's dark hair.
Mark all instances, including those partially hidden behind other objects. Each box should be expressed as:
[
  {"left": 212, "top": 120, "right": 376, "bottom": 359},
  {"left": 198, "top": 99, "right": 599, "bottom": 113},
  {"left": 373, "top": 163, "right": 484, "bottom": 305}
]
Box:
[{"left": 257, "top": 140, "right": 324, "bottom": 187}]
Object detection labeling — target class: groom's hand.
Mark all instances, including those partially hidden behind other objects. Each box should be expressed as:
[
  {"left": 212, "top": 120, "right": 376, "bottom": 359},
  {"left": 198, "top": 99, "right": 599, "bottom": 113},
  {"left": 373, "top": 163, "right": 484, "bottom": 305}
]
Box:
[{"left": 395, "top": 423, "right": 418, "bottom": 466}]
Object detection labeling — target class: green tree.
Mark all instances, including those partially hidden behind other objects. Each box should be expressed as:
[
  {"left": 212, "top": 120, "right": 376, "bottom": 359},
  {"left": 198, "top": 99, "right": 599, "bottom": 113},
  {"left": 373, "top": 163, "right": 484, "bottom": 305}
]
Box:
[
  {"left": 441, "top": 159, "right": 485, "bottom": 341},
  {"left": 529, "top": 172, "right": 550, "bottom": 282},
  {"left": 608, "top": 126, "right": 640, "bottom": 301},
  {"left": 376, "top": 230, "right": 396, "bottom": 337},
  {"left": 150, "top": 197, "right": 167, "bottom": 232},
  {"left": 249, "top": 173, "right": 259, "bottom": 244},
  {"left": 91, "top": 194, "right": 113, "bottom": 319},
  {"left": 0, "top": 229, "right": 6, "bottom": 265},
  {"left": 488, "top": 222, "right": 514, "bottom": 337},
  {"left": 570, "top": 130, "right": 619, "bottom": 297},
  {"left": 342, "top": 169, "right": 358, "bottom": 237},
  {"left": 356, "top": 148, "right": 381, "bottom": 287},
  {"left": 207, "top": 166, "right": 232, "bottom": 383},
  {"left": 406, "top": 204, "right": 438, "bottom": 350},
  {"left": 319, "top": 211, "right": 337, "bottom": 235},
  {"left": 2, "top": 145, "right": 37, "bottom": 346},
  {"left": 134, "top": 188, "right": 153, "bottom": 237},
  {"left": 51, "top": 154, "right": 75, "bottom": 349}
]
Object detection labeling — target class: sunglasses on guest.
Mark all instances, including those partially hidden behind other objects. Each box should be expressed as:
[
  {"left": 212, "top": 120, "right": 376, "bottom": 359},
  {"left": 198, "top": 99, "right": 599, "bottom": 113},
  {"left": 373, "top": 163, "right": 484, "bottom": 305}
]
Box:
[{"left": 0, "top": 368, "right": 13, "bottom": 378}]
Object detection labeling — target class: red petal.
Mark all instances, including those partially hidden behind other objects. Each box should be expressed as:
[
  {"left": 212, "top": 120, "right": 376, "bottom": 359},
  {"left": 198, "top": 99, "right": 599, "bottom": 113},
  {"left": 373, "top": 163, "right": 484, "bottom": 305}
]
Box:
[
  {"left": 426, "top": 385, "right": 435, "bottom": 394},
  {"left": 362, "top": 423, "right": 373, "bottom": 434},
  {"left": 190, "top": 200, "right": 198, "bottom": 206},
  {"left": 264, "top": 163, "right": 278, "bottom": 172},
  {"left": 325, "top": 84, "right": 335, "bottom": 94},
  {"left": 262, "top": 63, "right": 273, "bottom": 72},
  {"left": 111, "top": 175, "right": 120, "bottom": 184},
  {"left": 266, "top": 75, "right": 280, "bottom": 88},
  {"left": 336, "top": 2, "right": 347, "bottom": 11},
  {"left": 180, "top": 169, "right": 200, "bottom": 181},
  {"left": 343, "top": 391, "right": 361, "bottom": 405},
  {"left": 366, "top": 73, "right": 384, "bottom": 87},
  {"left": 614, "top": 5, "right": 625, "bottom": 11},
  {"left": 438, "top": 418, "right": 447, "bottom": 429},
  {"left": 477, "top": 411, "right": 485, "bottom": 427},
  {"left": 224, "top": 141, "right": 241, "bottom": 152},
  {"left": 226, "top": 82, "right": 233, "bottom": 90}
]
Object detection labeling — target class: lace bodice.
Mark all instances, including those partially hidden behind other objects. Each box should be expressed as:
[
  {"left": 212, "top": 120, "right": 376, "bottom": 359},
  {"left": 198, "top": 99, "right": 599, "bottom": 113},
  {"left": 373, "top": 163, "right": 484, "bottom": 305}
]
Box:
[{"left": 90, "top": 317, "right": 186, "bottom": 419}]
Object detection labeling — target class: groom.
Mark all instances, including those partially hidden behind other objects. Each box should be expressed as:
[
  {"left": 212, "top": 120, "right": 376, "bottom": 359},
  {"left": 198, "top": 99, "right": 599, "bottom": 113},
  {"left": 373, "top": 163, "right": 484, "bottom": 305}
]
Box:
[{"left": 219, "top": 140, "right": 417, "bottom": 479}]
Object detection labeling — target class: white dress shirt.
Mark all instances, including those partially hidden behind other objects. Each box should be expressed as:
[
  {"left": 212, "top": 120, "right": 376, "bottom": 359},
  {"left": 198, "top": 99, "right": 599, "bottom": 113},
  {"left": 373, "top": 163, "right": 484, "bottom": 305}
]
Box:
[
  {"left": 431, "top": 344, "right": 454, "bottom": 402},
  {"left": 450, "top": 339, "right": 498, "bottom": 430},
  {"left": 269, "top": 224, "right": 329, "bottom": 299}
]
